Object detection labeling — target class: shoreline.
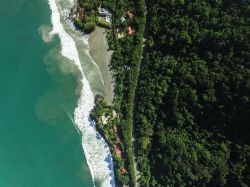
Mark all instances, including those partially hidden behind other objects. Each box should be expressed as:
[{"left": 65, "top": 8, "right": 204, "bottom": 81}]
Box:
[
  {"left": 88, "top": 26, "right": 114, "bottom": 104},
  {"left": 48, "top": 0, "right": 116, "bottom": 186}
]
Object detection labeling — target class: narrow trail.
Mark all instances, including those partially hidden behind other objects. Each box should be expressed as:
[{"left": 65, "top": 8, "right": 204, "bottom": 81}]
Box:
[{"left": 132, "top": 3, "right": 149, "bottom": 186}]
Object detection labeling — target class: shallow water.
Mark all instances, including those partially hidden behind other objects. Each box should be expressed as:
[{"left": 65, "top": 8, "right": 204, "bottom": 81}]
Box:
[
  {"left": 0, "top": 0, "right": 94, "bottom": 186},
  {"left": 49, "top": 0, "right": 115, "bottom": 186}
]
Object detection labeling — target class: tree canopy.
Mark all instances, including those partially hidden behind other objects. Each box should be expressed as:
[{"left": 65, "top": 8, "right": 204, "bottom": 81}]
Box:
[{"left": 135, "top": 0, "right": 250, "bottom": 186}]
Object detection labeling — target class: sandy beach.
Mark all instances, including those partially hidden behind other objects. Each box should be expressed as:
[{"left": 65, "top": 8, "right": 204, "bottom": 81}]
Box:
[{"left": 88, "top": 27, "right": 114, "bottom": 104}]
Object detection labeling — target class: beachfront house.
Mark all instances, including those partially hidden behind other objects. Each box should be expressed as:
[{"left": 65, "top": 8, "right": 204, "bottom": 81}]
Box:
[
  {"left": 78, "top": 8, "right": 85, "bottom": 20},
  {"left": 126, "top": 11, "right": 134, "bottom": 19},
  {"left": 127, "top": 26, "right": 135, "bottom": 35},
  {"left": 101, "top": 115, "right": 110, "bottom": 125},
  {"left": 120, "top": 17, "right": 126, "bottom": 23},
  {"left": 98, "top": 7, "right": 112, "bottom": 28},
  {"left": 98, "top": 7, "right": 111, "bottom": 17}
]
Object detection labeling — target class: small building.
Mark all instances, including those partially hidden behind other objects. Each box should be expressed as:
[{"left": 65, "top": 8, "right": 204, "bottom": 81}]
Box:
[
  {"left": 125, "top": 65, "right": 131, "bottom": 70},
  {"left": 116, "top": 138, "right": 121, "bottom": 144},
  {"left": 121, "top": 168, "right": 126, "bottom": 175},
  {"left": 126, "top": 11, "right": 134, "bottom": 19},
  {"left": 116, "top": 27, "right": 125, "bottom": 38},
  {"left": 115, "top": 149, "right": 121, "bottom": 157},
  {"left": 120, "top": 17, "right": 126, "bottom": 22},
  {"left": 113, "top": 125, "right": 118, "bottom": 133},
  {"left": 101, "top": 116, "right": 107, "bottom": 125},
  {"left": 112, "top": 110, "right": 117, "bottom": 118},
  {"left": 118, "top": 33, "right": 125, "bottom": 38},
  {"left": 98, "top": 7, "right": 111, "bottom": 17},
  {"left": 127, "top": 26, "right": 135, "bottom": 35},
  {"left": 106, "top": 15, "right": 112, "bottom": 23},
  {"left": 101, "top": 115, "right": 110, "bottom": 125},
  {"left": 79, "top": 8, "right": 85, "bottom": 20},
  {"left": 114, "top": 144, "right": 122, "bottom": 157}
]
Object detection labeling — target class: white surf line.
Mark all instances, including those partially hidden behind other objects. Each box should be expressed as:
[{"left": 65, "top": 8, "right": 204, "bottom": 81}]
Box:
[
  {"left": 54, "top": 1, "right": 105, "bottom": 87},
  {"left": 47, "top": 0, "right": 115, "bottom": 186},
  {"left": 56, "top": 1, "right": 105, "bottom": 88},
  {"left": 67, "top": 23, "right": 105, "bottom": 86}
]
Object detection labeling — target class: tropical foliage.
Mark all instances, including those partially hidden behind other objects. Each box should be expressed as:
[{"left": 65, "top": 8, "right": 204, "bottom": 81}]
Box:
[{"left": 135, "top": 0, "right": 250, "bottom": 186}]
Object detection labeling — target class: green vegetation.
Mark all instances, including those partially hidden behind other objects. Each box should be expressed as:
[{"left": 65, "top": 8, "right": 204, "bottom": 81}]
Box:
[
  {"left": 73, "top": 9, "right": 97, "bottom": 33},
  {"left": 91, "top": 101, "right": 130, "bottom": 185},
  {"left": 107, "top": 0, "right": 146, "bottom": 186},
  {"left": 78, "top": 0, "right": 114, "bottom": 11},
  {"left": 73, "top": 2, "right": 112, "bottom": 33},
  {"left": 98, "top": 17, "right": 111, "bottom": 29},
  {"left": 81, "top": 0, "right": 146, "bottom": 185},
  {"left": 78, "top": 0, "right": 250, "bottom": 186},
  {"left": 135, "top": 0, "right": 250, "bottom": 186},
  {"left": 78, "top": 1, "right": 95, "bottom": 11},
  {"left": 83, "top": 22, "right": 96, "bottom": 33},
  {"left": 74, "top": 17, "right": 84, "bottom": 29}
]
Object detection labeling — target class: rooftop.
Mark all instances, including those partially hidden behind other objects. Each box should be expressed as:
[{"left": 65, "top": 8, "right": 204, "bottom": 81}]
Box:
[
  {"left": 126, "top": 11, "right": 134, "bottom": 19},
  {"left": 98, "top": 7, "right": 111, "bottom": 16},
  {"left": 127, "top": 26, "right": 135, "bottom": 35}
]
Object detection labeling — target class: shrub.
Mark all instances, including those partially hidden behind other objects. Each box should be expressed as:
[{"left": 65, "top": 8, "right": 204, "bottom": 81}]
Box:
[
  {"left": 83, "top": 22, "right": 96, "bottom": 33},
  {"left": 74, "top": 18, "right": 83, "bottom": 29},
  {"left": 98, "top": 17, "right": 112, "bottom": 29}
]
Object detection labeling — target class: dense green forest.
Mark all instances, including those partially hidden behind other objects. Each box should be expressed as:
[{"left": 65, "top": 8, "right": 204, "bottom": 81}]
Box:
[
  {"left": 78, "top": 0, "right": 250, "bottom": 186},
  {"left": 135, "top": 0, "right": 250, "bottom": 186}
]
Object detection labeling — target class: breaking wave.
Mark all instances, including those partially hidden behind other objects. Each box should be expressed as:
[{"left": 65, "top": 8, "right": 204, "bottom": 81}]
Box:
[{"left": 47, "top": 0, "right": 115, "bottom": 186}]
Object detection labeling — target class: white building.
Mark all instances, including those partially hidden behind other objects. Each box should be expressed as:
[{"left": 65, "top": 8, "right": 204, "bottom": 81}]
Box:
[{"left": 98, "top": 7, "right": 111, "bottom": 17}]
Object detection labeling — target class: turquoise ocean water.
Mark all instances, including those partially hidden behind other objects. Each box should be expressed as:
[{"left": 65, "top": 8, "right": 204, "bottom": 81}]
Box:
[{"left": 0, "top": 0, "right": 94, "bottom": 186}]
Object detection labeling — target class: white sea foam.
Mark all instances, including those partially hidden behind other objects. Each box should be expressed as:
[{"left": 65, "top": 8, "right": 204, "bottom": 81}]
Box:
[{"left": 47, "top": 0, "right": 115, "bottom": 186}]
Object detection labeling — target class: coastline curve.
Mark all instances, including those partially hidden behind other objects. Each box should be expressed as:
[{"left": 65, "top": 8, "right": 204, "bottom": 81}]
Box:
[{"left": 47, "top": 0, "right": 115, "bottom": 186}]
